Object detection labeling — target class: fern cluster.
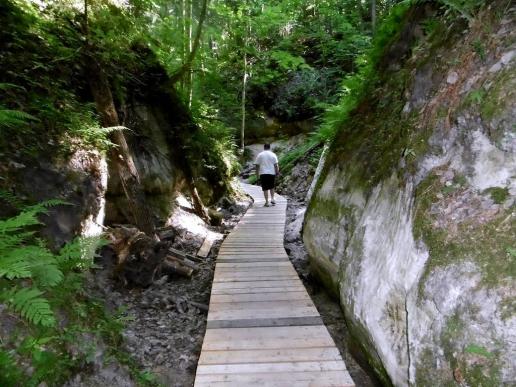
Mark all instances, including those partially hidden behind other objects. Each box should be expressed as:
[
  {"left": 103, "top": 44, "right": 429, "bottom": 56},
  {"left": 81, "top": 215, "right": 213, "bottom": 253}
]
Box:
[
  {"left": 0, "top": 201, "right": 102, "bottom": 327},
  {"left": 0, "top": 200, "right": 109, "bottom": 385}
]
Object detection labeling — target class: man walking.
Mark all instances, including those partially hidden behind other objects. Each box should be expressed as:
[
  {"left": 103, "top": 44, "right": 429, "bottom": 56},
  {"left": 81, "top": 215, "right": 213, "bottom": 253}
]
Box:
[{"left": 254, "top": 144, "right": 279, "bottom": 207}]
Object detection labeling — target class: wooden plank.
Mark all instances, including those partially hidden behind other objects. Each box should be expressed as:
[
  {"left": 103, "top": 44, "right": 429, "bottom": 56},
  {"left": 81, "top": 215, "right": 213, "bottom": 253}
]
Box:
[
  {"left": 199, "top": 347, "right": 342, "bottom": 365},
  {"left": 210, "top": 291, "right": 310, "bottom": 303},
  {"left": 196, "top": 360, "right": 346, "bottom": 374},
  {"left": 206, "top": 316, "right": 323, "bottom": 329},
  {"left": 198, "top": 232, "right": 217, "bottom": 258},
  {"left": 214, "top": 268, "right": 297, "bottom": 275},
  {"left": 210, "top": 300, "right": 315, "bottom": 311},
  {"left": 213, "top": 276, "right": 300, "bottom": 283},
  {"left": 194, "top": 370, "right": 354, "bottom": 385},
  {"left": 216, "top": 261, "right": 292, "bottom": 268},
  {"left": 211, "top": 286, "right": 305, "bottom": 295},
  {"left": 213, "top": 271, "right": 298, "bottom": 279},
  {"left": 215, "top": 261, "right": 297, "bottom": 274},
  {"left": 207, "top": 307, "right": 319, "bottom": 323},
  {"left": 202, "top": 326, "right": 335, "bottom": 350},
  {"left": 212, "top": 279, "right": 303, "bottom": 289},
  {"left": 217, "top": 257, "right": 290, "bottom": 263}
]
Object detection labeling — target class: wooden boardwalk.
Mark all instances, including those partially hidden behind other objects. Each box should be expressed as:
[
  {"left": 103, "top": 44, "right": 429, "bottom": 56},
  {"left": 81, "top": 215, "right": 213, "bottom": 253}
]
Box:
[{"left": 194, "top": 184, "right": 354, "bottom": 387}]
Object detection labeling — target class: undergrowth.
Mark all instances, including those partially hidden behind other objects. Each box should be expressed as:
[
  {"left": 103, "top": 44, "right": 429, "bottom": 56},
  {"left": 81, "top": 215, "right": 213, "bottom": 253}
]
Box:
[{"left": 0, "top": 198, "right": 155, "bottom": 386}]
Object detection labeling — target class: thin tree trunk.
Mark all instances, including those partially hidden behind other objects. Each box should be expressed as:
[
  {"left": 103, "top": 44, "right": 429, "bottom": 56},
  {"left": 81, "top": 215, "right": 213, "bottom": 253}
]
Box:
[
  {"left": 240, "top": 50, "right": 247, "bottom": 151},
  {"left": 181, "top": 0, "right": 186, "bottom": 92},
  {"left": 170, "top": 0, "right": 208, "bottom": 84},
  {"left": 371, "top": 0, "right": 376, "bottom": 32},
  {"left": 187, "top": 0, "right": 194, "bottom": 108}
]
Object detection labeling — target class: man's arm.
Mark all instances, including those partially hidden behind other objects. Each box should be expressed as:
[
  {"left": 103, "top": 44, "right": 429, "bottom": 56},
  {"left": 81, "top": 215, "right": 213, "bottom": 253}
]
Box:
[
  {"left": 274, "top": 163, "right": 279, "bottom": 176},
  {"left": 255, "top": 164, "right": 260, "bottom": 179}
]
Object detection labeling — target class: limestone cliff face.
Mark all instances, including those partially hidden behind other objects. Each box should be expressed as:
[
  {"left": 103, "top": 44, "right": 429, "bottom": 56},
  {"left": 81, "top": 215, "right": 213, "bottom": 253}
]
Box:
[{"left": 303, "top": 3, "right": 515, "bottom": 386}]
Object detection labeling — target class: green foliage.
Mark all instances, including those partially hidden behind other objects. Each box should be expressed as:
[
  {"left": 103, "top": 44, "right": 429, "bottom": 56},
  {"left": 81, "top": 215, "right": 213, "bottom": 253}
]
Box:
[
  {"left": 316, "top": 0, "right": 412, "bottom": 143},
  {"left": 0, "top": 1, "right": 118, "bottom": 154},
  {"left": 247, "top": 174, "right": 258, "bottom": 185},
  {"left": 464, "top": 344, "right": 494, "bottom": 358},
  {"left": 4, "top": 287, "right": 56, "bottom": 327},
  {"left": 466, "top": 88, "right": 486, "bottom": 105},
  {"left": 0, "top": 198, "right": 136, "bottom": 385},
  {"left": 484, "top": 186, "right": 510, "bottom": 204},
  {"left": 0, "top": 200, "right": 104, "bottom": 329},
  {"left": 270, "top": 50, "right": 311, "bottom": 71},
  {"left": 472, "top": 38, "right": 486, "bottom": 60},
  {"left": 278, "top": 139, "right": 320, "bottom": 174},
  {"left": 0, "top": 350, "right": 23, "bottom": 386},
  {"left": 0, "top": 108, "right": 38, "bottom": 129},
  {"left": 439, "top": 0, "right": 485, "bottom": 21}
]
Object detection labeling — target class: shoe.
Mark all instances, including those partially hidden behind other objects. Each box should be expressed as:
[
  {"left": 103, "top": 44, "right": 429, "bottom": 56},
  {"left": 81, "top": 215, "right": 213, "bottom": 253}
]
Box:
[
  {"left": 264, "top": 203, "right": 270, "bottom": 207},
  {"left": 271, "top": 200, "right": 276, "bottom": 206}
]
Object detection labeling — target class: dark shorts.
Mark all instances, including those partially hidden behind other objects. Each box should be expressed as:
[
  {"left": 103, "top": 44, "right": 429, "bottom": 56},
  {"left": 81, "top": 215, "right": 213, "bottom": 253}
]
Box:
[{"left": 260, "top": 174, "right": 276, "bottom": 191}]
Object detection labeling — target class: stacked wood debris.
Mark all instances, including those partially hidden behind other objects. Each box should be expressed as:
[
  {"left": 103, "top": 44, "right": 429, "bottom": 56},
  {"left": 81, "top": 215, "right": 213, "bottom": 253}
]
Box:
[{"left": 108, "top": 226, "right": 201, "bottom": 287}]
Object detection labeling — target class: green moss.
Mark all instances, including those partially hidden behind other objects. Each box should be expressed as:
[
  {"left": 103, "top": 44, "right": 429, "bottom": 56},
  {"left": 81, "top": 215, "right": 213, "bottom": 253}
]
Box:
[
  {"left": 414, "top": 173, "right": 516, "bottom": 296},
  {"left": 464, "top": 344, "right": 494, "bottom": 358},
  {"left": 500, "top": 296, "right": 516, "bottom": 321},
  {"left": 309, "top": 197, "right": 354, "bottom": 224},
  {"left": 483, "top": 186, "right": 510, "bottom": 204},
  {"left": 440, "top": 315, "right": 502, "bottom": 386},
  {"left": 481, "top": 68, "right": 516, "bottom": 121}
]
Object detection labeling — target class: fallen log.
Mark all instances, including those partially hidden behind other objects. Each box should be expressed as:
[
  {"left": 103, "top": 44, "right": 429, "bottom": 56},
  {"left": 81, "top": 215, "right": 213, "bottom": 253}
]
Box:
[
  {"left": 169, "top": 247, "right": 202, "bottom": 262},
  {"left": 188, "top": 301, "right": 209, "bottom": 312},
  {"left": 162, "top": 256, "right": 194, "bottom": 278}
]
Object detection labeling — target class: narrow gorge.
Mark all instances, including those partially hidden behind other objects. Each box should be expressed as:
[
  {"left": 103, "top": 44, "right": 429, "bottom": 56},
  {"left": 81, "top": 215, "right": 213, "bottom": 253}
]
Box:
[{"left": 0, "top": 0, "right": 514, "bottom": 386}]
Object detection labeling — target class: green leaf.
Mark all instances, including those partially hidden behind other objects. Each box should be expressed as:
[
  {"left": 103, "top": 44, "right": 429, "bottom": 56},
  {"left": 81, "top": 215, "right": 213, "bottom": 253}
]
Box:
[
  {"left": 5, "top": 287, "right": 56, "bottom": 327},
  {"left": 0, "top": 108, "right": 38, "bottom": 128}
]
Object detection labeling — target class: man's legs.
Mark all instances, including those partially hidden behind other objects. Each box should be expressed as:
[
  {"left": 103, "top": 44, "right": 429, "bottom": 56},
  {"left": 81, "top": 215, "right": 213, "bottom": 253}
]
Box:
[
  {"left": 263, "top": 189, "right": 269, "bottom": 205},
  {"left": 270, "top": 189, "right": 275, "bottom": 205}
]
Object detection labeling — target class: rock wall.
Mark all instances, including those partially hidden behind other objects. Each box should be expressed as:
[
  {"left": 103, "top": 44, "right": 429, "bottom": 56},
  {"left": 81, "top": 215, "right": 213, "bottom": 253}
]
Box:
[
  {"left": 105, "top": 102, "right": 184, "bottom": 224},
  {"left": 0, "top": 150, "right": 108, "bottom": 250},
  {"left": 104, "top": 50, "right": 234, "bottom": 226},
  {"left": 304, "top": 3, "right": 515, "bottom": 386}
]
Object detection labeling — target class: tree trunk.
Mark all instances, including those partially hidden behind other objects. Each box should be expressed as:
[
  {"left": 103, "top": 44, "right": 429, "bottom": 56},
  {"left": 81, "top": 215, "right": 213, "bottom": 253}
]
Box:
[
  {"left": 180, "top": 0, "right": 186, "bottom": 92},
  {"left": 187, "top": 178, "right": 210, "bottom": 222},
  {"left": 371, "top": 0, "right": 376, "bottom": 32},
  {"left": 170, "top": 0, "right": 208, "bottom": 84},
  {"left": 240, "top": 50, "right": 247, "bottom": 151},
  {"left": 86, "top": 56, "right": 157, "bottom": 238},
  {"left": 187, "top": 0, "right": 194, "bottom": 108}
]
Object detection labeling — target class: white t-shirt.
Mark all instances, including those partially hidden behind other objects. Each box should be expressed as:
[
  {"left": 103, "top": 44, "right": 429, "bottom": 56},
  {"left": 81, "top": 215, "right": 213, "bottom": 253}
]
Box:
[{"left": 255, "top": 150, "right": 278, "bottom": 175}]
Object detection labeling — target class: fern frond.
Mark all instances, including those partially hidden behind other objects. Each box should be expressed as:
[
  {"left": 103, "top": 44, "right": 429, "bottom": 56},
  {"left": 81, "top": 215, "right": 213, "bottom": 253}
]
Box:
[
  {"left": 57, "top": 236, "right": 107, "bottom": 270},
  {"left": 5, "top": 287, "right": 56, "bottom": 327},
  {"left": 0, "top": 200, "right": 68, "bottom": 234},
  {"left": 0, "top": 253, "right": 32, "bottom": 279},
  {"left": 0, "top": 231, "right": 35, "bottom": 253},
  {"left": 28, "top": 254, "right": 63, "bottom": 287},
  {"left": 0, "top": 244, "right": 63, "bottom": 286},
  {"left": 0, "top": 189, "right": 24, "bottom": 209},
  {"left": 0, "top": 109, "right": 38, "bottom": 128},
  {"left": 0, "top": 209, "right": 42, "bottom": 233},
  {"left": 0, "top": 83, "right": 25, "bottom": 91},
  {"left": 0, "top": 349, "right": 22, "bottom": 385}
]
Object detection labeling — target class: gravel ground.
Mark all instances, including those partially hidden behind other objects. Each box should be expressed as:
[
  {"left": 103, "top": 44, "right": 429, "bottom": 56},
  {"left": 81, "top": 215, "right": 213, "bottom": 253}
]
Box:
[{"left": 91, "top": 196, "right": 251, "bottom": 387}]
